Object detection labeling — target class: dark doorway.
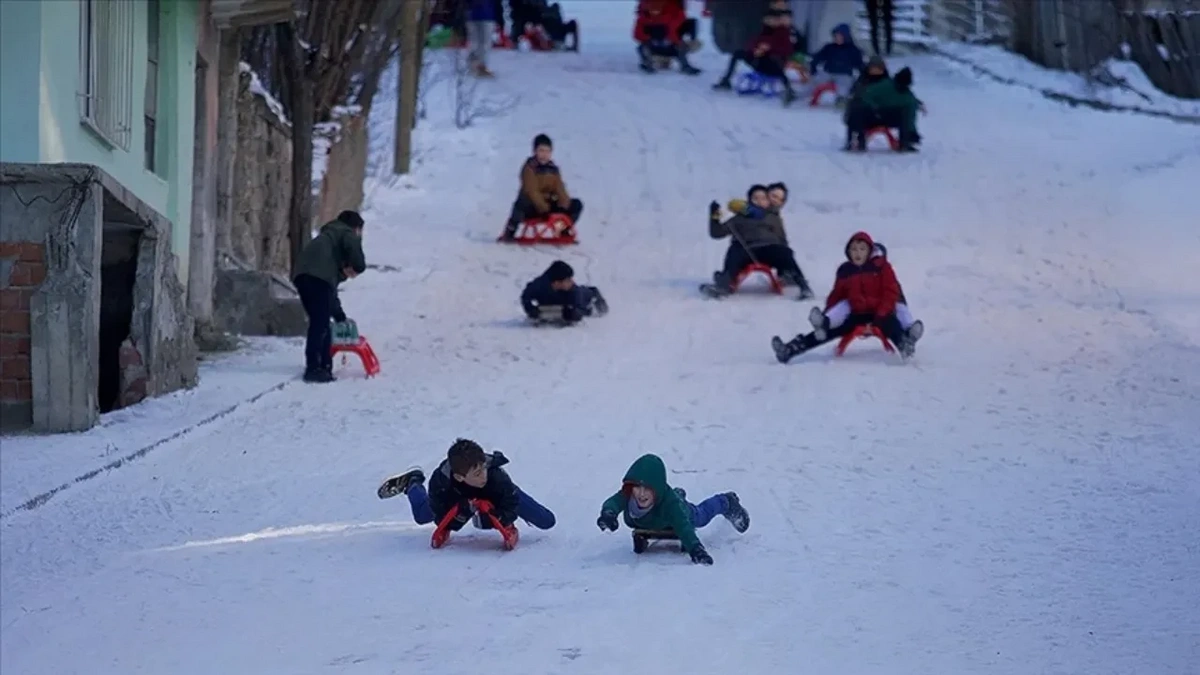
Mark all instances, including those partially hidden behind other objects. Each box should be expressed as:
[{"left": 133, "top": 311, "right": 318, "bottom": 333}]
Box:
[{"left": 98, "top": 226, "right": 141, "bottom": 413}]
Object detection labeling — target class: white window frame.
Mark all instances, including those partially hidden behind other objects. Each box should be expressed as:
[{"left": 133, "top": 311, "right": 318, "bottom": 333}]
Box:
[{"left": 78, "top": 0, "right": 135, "bottom": 150}]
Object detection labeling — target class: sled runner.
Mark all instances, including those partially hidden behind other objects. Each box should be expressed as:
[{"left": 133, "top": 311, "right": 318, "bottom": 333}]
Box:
[
  {"left": 809, "top": 80, "right": 838, "bottom": 106},
  {"left": 632, "top": 529, "right": 687, "bottom": 554},
  {"left": 834, "top": 323, "right": 895, "bottom": 357},
  {"left": 699, "top": 263, "right": 783, "bottom": 298},
  {"left": 527, "top": 304, "right": 571, "bottom": 326},
  {"left": 431, "top": 499, "right": 519, "bottom": 551},
  {"left": 865, "top": 126, "right": 900, "bottom": 152},
  {"left": 330, "top": 320, "right": 381, "bottom": 377},
  {"left": 499, "top": 213, "right": 577, "bottom": 246}
]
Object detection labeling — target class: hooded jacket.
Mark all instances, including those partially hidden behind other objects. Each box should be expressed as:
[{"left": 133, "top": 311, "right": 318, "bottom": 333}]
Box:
[
  {"left": 825, "top": 231, "right": 901, "bottom": 317},
  {"left": 746, "top": 24, "right": 794, "bottom": 61},
  {"left": 634, "top": 0, "right": 686, "bottom": 44},
  {"left": 600, "top": 454, "right": 701, "bottom": 551},
  {"left": 808, "top": 24, "right": 864, "bottom": 76},
  {"left": 521, "top": 263, "right": 585, "bottom": 319},
  {"left": 427, "top": 451, "right": 521, "bottom": 529},
  {"left": 293, "top": 217, "right": 367, "bottom": 288},
  {"left": 709, "top": 208, "right": 788, "bottom": 249}
]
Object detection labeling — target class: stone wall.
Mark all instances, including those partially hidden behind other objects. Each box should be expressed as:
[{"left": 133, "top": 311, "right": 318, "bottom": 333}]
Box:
[
  {"left": 0, "top": 241, "right": 44, "bottom": 429},
  {"left": 231, "top": 69, "right": 292, "bottom": 277}
]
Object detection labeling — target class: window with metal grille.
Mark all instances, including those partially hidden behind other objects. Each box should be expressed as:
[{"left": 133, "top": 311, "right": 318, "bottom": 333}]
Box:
[
  {"left": 144, "top": 0, "right": 160, "bottom": 171},
  {"left": 78, "top": 0, "right": 135, "bottom": 150}
]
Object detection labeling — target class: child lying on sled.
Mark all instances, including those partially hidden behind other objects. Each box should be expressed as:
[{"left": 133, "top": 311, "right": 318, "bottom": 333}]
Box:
[
  {"left": 378, "top": 438, "right": 557, "bottom": 534},
  {"left": 708, "top": 183, "right": 814, "bottom": 298},
  {"left": 597, "top": 453, "right": 750, "bottom": 565},
  {"left": 771, "top": 231, "right": 923, "bottom": 363},
  {"left": 521, "top": 260, "right": 609, "bottom": 324}
]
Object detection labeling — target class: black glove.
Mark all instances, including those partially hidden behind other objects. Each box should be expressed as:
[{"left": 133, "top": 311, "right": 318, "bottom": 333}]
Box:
[
  {"left": 563, "top": 305, "right": 583, "bottom": 323},
  {"left": 333, "top": 310, "right": 349, "bottom": 323},
  {"left": 524, "top": 303, "right": 540, "bottom": 320},
  {"left": 597, "top": 511, "right": 619, "bottom": 532},
  {"left": 689, "top": 543, "right": 713, "bottom": 565},
  {"left": 709, "top": 200, "right": 720, "bottom": 220}
]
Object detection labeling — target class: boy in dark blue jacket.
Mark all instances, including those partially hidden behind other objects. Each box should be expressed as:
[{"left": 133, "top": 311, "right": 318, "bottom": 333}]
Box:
[
  {"left": 806, "top": 23, "right": 864, "bottom": 102},
  {"left": 521, "top": 260, "right": 608, "bottom": 324}
]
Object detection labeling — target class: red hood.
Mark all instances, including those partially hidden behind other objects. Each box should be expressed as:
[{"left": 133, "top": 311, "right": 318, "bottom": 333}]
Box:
[{"left": 844, "top": 231, "right": 875, "bottom": 260}]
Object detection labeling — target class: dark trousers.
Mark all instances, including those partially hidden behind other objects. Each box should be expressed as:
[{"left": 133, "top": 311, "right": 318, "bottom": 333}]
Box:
[
  {"left": 723, "top": 243, "right": 808, "bottom": 286},
  {"left": 790, "top": 311, "right": 905, "bottom": 354},
  {"left": 506, "top": 194, "right": 584, "bottom": 235},
  {"left": 846, "top": 105, "right": 916, "bottom": 147},
  {"left": 720, "top": 51, "right": 793, "bottom": 91},
  {"left": 865, "top": 0, "right": 894, "bottom": 55},
  {"left": 294, "top": 274, "right": 339, "bottom": 373}
]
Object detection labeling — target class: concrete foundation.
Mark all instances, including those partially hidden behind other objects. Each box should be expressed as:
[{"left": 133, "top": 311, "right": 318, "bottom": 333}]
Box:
[{"left": 0, "top": 163, "right": 197, "bottom": 433}]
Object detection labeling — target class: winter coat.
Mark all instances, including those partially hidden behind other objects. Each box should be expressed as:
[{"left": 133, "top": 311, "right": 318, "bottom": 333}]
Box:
[
  {"left": 825, "top": 231, "right": 902, "bottom": 318},
  {"left": 520, "top": 157, "right": 571, "bottom": 214},
  {"left": 293, "top": 217, "right": 367, "bottom": 289},
  {"left": 709, "top": 209, "right": 788, "bottom": 249},
  {"left": 521, "top": 270, "right": 583, "bottom": 320},
  {"left": 467, "top": 0, "right": 497, "bottom": 22},
  {"left": 808, "top": 23, "right": 864, "bottom": 75},
  {"left": 871, "top": 242, "right": 908, "bottom": 304},
  {"left": 746, "top": 25, "right": 794, "bottom": 61},
  {"left": 428, "top": 451, "right": 521, "bottom": 529},
  {"left": 600, "top": 454, "right": 701, "bottom": 552},
  {"left": 853, "top": 76, "right": 920, "bottom": 137},
  {"left": 634, "top": 0, "right": 686, "bottom": 44}
]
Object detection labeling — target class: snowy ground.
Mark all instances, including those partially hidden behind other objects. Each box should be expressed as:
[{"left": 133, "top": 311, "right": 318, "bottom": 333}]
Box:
[{"left": 3, "top": 2, "right": 1199, "bottom": 673}]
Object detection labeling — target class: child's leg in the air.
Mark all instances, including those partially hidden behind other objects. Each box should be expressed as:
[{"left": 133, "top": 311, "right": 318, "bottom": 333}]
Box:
[
  {"left": 689, "top": 493, "right": 750, "bottom": 533},
  {"left": 772, "top": 313, "right": 873, "bottom": 363},
  {"left": 515, "top": 489, "right": 557, "bottom": 529},
  {"left": 574, "top": 285, "right": 608, "bottom": 316},
  {"left": 406, "top": 484, "right": 437, "bottom": 525}
]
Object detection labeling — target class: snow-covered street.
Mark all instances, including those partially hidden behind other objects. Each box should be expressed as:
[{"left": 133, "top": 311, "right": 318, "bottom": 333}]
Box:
[{"left": 2, "top": 2, "right": 1198, "bottom": 673}]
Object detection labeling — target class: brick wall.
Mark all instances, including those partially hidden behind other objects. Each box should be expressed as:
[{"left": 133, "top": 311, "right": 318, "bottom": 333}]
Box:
[{"left": 0, "top": 241, "right": 45, "bottom": 424}]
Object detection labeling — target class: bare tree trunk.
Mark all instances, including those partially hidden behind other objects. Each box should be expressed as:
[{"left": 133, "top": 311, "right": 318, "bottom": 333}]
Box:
[
  {"left": 394, "top": 0, "right": 424, "bottom": 175},
  {"left": 278, "top": 22, "right": 316, "bottom": 276}
]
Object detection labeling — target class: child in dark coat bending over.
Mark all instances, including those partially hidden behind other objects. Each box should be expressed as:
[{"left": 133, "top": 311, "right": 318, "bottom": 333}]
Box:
[{"left": 521, "top": 260, "right": 608, "bottom": 324}]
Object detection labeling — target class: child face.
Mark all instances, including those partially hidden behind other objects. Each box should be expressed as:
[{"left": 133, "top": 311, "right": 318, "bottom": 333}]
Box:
[
  {"left": 631, "top": 485, "right": 655, "bottom": 509},
  {"left": 768, "top": 188, "right": 787, "bottom": 208},
  {"left": 750, "top": 190, "right": 770, "bottom": 210},
  {"left": 550, "top": 278, "right": 575, "bottom": 291},
  {"left": 778, "top": 13, "right": 792, "bottom": 28},
  {"left": 535, "top": 145, "right": 553, "bottom": 163},
  {"left": 868, "top": 64, "right": 885, "bottom": 76},
  {"left": 848, "top": 239, "right": 871, "bottom": 265},
  {"left": 833, "top": 32, "right": 845, "bottom": 44},
  {"left": 454, "top": 463, "right": 488, "bottom": 488}
]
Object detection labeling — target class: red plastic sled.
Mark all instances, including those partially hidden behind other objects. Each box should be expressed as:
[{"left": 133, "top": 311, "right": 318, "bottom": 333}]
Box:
[
  {"left": 431, "top": 499, "right": 519, "bottom": 550},
  {"left": 518, "top": 26, "right": 553, "bottom": 51},
  {"left": 733, "top": 263, "right": 783, "bottom": 294},
  {"left": 498, "top": 213, "right": 577, "bottom": 246},
  {"left": 331, "top": 337, "right": 381, "bottom": 377},
  {"left": 865, "top": 126, "right": 901, "bottom": 151},
  {"left": 809, "top": 80, "right": 838, "bottom": 106},
  {"left": 834, "top": 324, "right": 895, "bottom": 357}
]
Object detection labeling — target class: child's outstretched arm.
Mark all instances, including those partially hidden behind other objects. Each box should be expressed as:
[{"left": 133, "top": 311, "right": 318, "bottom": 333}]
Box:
[{"left": 597, "top": 490, "right": 624, "bottom": 531}]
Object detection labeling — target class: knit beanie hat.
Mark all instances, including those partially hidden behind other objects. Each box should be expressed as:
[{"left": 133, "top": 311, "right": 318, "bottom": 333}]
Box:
[
  {"left": 747, "top": 184, "right": 769, "bottom": 200},
  {"left": 546, "top": 260, "right": 574, "bottom": 281},
  {"left": 338, "top": 210, "right": 364, "bottom": 229},
  {"left": 533, "top": 134, "right": 552, "bottom": 150}
]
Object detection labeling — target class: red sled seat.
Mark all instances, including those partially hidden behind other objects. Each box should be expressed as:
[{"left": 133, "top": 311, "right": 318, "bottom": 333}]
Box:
[
  {"left": 809, "top": 80, "right": 838, "bottom": 106},
  {"left": 499, "top": 213, "right": 577, "bottom": 246},
  {"left": 834, "top": 324, "right": 895, "bottom": 357},
  {"left": 431, "top": 498, "right": 519, "bottom": 550},
  {"left": 866, "top": 126, "right": 900, "bottom": 151},
  {"left": 331, "top": 337, "right": 381, "bottom": 377},
  {"left": 519, "top": 26, "right": 553, "bottom": 51},
  {"left": 733, "top": 263, "right": 783, "bottom": 294}
]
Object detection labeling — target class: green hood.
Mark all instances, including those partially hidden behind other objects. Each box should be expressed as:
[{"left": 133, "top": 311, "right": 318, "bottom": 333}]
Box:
[{"left": 622, "top": 453, "right": 671, "bottom": 499}]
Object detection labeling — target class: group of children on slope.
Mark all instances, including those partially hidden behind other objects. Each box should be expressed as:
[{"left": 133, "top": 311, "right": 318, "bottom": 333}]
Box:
[
  {"left": 443, "top": 0, "right": 579, "bottom": 78},
  {"left": 379, "top": 438, "right": 751, "bottom": 565}
]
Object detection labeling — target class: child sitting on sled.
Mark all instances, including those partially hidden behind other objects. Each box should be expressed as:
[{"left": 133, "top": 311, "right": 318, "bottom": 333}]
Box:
[
  {"left": 813, "top": 241, "right": 923, "bottom": 345},
  {"left": 502, "top": 134, "right": 584, "bottom": 241},
  {"left": 708, "top": 184, "right": 814, "bottom": 298},
  {"left": 597, "top": 453, "right": 750, "bottom": 565},
  {"left": 378, "top": 438, "right": 557, "bottom": 535},
  {"left": 521, "top": 260, "right": 608, "bottom": 324},
  {"left": 772, "top": 231, "right": 923, "bottom": 363}
]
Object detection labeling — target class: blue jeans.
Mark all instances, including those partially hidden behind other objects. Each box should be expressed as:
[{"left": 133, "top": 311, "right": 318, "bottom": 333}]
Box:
[
  {"left": 688, "top": 494, "right": 729, "bottom": 528},
  {"left": 407, "top": 484, "right": 556, "bottom": 530}
]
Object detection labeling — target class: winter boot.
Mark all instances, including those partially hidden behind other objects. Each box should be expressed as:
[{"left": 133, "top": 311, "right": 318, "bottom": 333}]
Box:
[
  {"left": 377, "top": 467, "right": 425, "bottom": 500},
  {"left": 303, "top": 367, "right": 335, "bottom": 383},
  {"left": 898, "top": 320, "right": 924, "bottom": 358},
  {"left": 771, "top": 335, "right": 806, "bottom": 364},
  {"left": 781, "top": 87, "right": 797, "bottom": 107},
  {"left": 808, "top": 306, "right": 829, "bottom": 341},
  {"left": 712, "top": 78, "right": 732, "bottom": 91},
  {"left": 722, "top": 492, "right": 750, "bottom": 533},
  {"left": 712, "top": 270, "right": 735, "bottom": 294},
  {"left": 678, "top": 57, "right": 701, "bottom": 76},
  {"left": 499, "top": 219, "right": 520, "bottom": 241},
  {"left": 588, "top": 288, "right": 609, "bottom": 316},
  {"left": 637, "top": 45, "right": 655, "bottom": 73}
]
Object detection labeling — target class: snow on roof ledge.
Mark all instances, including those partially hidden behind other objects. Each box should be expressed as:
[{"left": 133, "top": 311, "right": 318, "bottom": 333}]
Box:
[{"left": 210, "top": 0, "right": 297, "bottom": 28}]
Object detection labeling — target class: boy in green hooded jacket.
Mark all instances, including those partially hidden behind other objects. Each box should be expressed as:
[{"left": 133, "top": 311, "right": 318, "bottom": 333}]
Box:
[
  {"left": 293, "top": 210, "right": 367, "bottom": 383},
  {"left": 597, "top": 454, "right": 750, "bottom": 565}
]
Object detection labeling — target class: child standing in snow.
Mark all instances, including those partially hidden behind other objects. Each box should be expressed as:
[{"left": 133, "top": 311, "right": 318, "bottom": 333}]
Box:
[
  {"left": 466, "top": 0, "right": 497, "bottom": 77},
  {"left": 771, "top": 231, "right": 922, "bottom": 362},
  {"left": 521, "top": 260, "right": 608, "bottom": 324},
  {"left": 597, "top": 453, "right": 750, "bottom": 565},
  {"left": 292, "top": 210, "right": 367, "bottom": 383},
  {"left": 378, "top": 438, "right": 556, "bottom": 533}
]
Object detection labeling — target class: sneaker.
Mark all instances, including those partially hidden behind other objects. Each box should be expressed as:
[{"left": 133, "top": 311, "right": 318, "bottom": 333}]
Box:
[
  {"left": 673, "top": 487, "right": 687, "bottom": 501},
  {"left": 377, "top": 467, "right": 424, "bottom": 500},
  {"left": 808, "top": 306, "right": 828, "bottom": 341},
  {"left": 722, "top": 492, "right": 750, "bottom": 533}
]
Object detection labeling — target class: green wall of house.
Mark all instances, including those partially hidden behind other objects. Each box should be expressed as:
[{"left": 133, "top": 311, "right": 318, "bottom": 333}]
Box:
[{"left": 0, "top": 0, "right": 198, "bottom": 282}]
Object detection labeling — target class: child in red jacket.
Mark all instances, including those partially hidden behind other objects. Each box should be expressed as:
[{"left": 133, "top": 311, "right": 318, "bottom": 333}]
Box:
[
  {"left": 771, "top": 231, "right": 922, "bottom": 363},
  {"left": 635, "top": 0, "right": 700, "bottom": 75},
  {"left": 712, "top": 9, "right": 798, "bottom": 105}
]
